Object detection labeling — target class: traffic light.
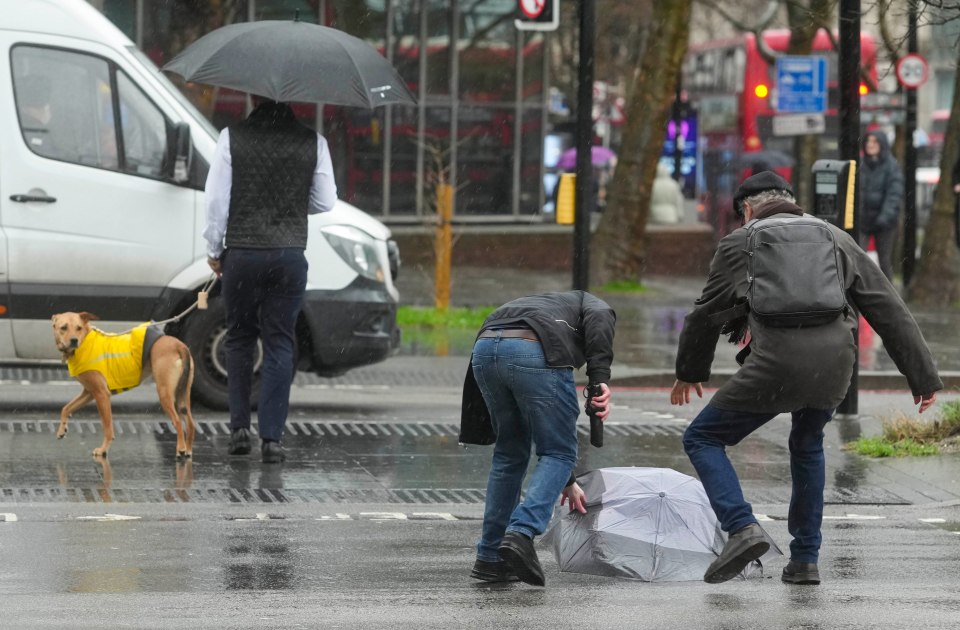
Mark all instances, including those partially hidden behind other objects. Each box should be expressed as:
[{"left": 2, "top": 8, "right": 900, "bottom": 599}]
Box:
[{"left": 515, "top": 0, "right": 559, "bottom": 31}]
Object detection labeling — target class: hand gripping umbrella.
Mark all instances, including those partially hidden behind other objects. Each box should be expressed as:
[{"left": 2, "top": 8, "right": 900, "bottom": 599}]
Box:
[
  {"left": 162, "top": 16, "right": 417, "bottom": 109},
  {"left": 542, "top": 467, "right": 782, "bottom": 582}
]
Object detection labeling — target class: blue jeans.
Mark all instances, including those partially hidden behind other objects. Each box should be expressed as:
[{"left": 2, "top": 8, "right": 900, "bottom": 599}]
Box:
[
  {"left": 682, "top": 404, "right": 833, "bottom": 563},
  {"left": 221, "top": 247, "right": 308, "bottom": 442},
  {"left": 472, "top": 335, "right": 580, "bottom": 563}
]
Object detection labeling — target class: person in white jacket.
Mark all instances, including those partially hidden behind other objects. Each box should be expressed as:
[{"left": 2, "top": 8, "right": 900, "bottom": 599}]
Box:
[{"left": 649, "top": 163, "right": 685, "bottom": 224}]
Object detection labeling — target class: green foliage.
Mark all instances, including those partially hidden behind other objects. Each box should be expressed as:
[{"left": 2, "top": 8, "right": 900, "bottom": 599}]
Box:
[
  {"left": 846, "top": 403, "right": 960, "bottom": 457},
  {"left": 397, "top": 305, "right": 495, "bottom": 329},
  {"left": 848, "top": 437, "right": 939, "bottom": 458},
  {"left": 598, "top": 280, "right": 648, "bottom": 294}
]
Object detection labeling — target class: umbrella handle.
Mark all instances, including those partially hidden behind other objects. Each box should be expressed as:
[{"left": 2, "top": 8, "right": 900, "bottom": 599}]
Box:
[{"left": 586, "top": 384, "right": 604, "bottom": 448}]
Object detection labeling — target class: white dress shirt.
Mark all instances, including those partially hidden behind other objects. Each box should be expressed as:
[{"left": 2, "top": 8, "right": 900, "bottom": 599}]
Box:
[{"left": 203, "top": 128, "right": 338, "bottom": 259}]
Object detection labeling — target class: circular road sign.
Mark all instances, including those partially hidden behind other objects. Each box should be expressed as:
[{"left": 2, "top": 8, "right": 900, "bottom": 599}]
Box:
[
  {"left": 896, "top": 53, "right": 929, "bottom": 89},
  {"left": 519, "top": 0, "right": 546, "bottom": 19}
]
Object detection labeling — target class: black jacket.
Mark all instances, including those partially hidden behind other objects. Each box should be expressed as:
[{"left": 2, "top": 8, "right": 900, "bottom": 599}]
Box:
[
  {"left": 460, "top": 291, "right": 616, "bottom": 444},
  {"left": 676, "top": 200, "right": 942, "bottom": 413}
]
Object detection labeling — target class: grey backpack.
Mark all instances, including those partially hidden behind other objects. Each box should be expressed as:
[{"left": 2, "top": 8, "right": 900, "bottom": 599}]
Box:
[{"left": 714, "top": 215, "right": 849, "bottom": 328}]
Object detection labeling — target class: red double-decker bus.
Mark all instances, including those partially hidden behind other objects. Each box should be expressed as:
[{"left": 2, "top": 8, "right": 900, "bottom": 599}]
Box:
[{"left": 683, "top": 29, "right": 878, "bottom": 237}]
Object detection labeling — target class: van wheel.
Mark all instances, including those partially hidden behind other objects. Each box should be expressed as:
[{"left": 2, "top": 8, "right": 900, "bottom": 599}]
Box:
[{"left": 180, "top": 297, "right": 262, "bottom": 411}]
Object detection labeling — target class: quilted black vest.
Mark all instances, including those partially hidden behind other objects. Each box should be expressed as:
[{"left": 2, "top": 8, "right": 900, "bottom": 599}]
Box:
[{"left": 225, "top": 103, "right": 318, "bottom": 250}]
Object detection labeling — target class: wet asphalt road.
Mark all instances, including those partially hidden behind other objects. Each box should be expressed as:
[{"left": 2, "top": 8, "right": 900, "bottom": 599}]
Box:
[{"left": 1, "top": 379, "right": 959, "bottom": 628}]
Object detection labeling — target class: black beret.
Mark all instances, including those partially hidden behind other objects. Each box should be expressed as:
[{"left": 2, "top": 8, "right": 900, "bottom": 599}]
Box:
[{"left": 733, "top": 170, "right": 793, "bottom": 209}]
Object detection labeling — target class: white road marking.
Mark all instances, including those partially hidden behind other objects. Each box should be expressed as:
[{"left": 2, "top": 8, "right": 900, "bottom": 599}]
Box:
[
  {"left": 76, "top": 514, "right": 141, "bottom": 521},
  {"left": 823, "top": 514, "right": 885, "bottom": 520},
  {"left": 919, "top": 518, "right": 947, "bottom": 523}
]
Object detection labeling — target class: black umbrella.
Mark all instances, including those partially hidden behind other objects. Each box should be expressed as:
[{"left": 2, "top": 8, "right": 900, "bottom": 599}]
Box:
[{"left": 162, "top": 17, "right": 416, "bottom": 108}]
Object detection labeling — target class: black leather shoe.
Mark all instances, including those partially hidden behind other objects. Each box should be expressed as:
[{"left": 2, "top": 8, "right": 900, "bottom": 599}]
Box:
[
  {"left": 703, "top": 523, "right": 770, "bottom": 584},
  {"left": 498, "top": 531, "right": 545, "bottom": 587},
  {"left": 781, "top": 560, "right": 820, "bottom": 585},
  {"left": 470, "top": 559, "right": 519, "bottom": 583},
  {"left": 228, "top": 428, "right": 251, "bottom": 455},
  {"left": 261, "top": 440, "right": 286, "bottom": 463}
]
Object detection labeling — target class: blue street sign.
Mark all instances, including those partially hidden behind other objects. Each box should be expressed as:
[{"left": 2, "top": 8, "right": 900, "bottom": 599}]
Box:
[{"left": 775, "top": 56, "right": 827, "bottom": 113}]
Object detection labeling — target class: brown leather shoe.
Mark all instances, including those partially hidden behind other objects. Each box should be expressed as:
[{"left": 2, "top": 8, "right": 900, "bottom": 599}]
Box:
[{"left": 704, "top": 523, "right": 770, "bottom": 584}]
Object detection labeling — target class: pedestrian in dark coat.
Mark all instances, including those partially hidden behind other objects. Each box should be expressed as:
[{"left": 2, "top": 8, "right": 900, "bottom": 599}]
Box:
[
  {"left": 671, "top": 171, "right": 941, "bottom": 586},
  {"left": 461, "top": 291, "right": 615, "bottom": 586},
  {"left": 858, "top": 131, "right": 904, "bottom": 281}
]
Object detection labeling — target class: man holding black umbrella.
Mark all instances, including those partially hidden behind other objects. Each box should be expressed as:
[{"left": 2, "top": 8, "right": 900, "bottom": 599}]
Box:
[{"left": 203, "top": 100, "right": 337, "bottom": 463}]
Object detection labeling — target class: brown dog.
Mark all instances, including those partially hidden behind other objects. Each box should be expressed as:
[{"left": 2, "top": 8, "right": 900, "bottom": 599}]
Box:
[{"left": 51, "top": 312, "right": 196, "bottom": 459}]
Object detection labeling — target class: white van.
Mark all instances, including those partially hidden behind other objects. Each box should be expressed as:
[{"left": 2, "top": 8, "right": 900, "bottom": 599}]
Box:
[{"left": 0, "top": 0, "right": 401, "bottom": 409}]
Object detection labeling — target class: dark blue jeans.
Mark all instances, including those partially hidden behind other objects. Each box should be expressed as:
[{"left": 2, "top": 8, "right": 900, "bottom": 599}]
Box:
[
  {"left": 221, "top": 247, "right": 307, "bottom": 443},
  {"left": 471, "top": 335, "right": 580, "bottom": 563},
  {"left": 682, "top": 404, "right": 833, "bottom": 563}
]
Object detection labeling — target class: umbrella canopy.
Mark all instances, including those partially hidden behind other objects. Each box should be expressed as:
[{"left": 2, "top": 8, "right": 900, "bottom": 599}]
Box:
[
  {"left": 542, "top": 467, "right": 782, "bottom": 582},
  {"left": 162, "top": 19, "right": 417, "bottom": 109},
  {"left": 556, "top": 146, "right": 617, "bottom": 171}
]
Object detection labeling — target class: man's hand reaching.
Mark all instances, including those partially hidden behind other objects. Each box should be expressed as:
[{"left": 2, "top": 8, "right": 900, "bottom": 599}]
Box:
[
  {"left": 670, "top": 379, "right": 703, "bottom": 406},
  {"left": 560, "top": 482, "right": 587, "bottom": 514},
  {"left": 915, "top": 392, "right": 937, "bottom": 414}
]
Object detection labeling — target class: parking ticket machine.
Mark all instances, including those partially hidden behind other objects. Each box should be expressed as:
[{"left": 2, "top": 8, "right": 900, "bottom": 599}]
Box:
[{"left": 811, "top": 159, "right": 857, "bottom": 231}]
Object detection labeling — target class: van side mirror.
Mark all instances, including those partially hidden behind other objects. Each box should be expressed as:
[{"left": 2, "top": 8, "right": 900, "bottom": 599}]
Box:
[{"left": 163, "top": 122, "right": 192, "bottom": 184}]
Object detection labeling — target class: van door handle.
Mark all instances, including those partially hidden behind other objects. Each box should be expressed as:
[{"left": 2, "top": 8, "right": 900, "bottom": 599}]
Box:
[{"left": 10, "top": 194, "right": 57, "bottom": 203}]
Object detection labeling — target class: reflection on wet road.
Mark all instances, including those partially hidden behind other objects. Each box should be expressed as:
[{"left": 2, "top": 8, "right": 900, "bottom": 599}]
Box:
[{"left": 0, "top": 415, "right": 918, "bottom": 508}]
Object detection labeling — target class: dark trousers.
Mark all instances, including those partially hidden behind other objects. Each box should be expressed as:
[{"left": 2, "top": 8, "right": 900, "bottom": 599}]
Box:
[
  {"left": 221, "top": 247, "right": 307, "bottom": 442},
  {"left": 858, "top": 227, "right": 897, "bottom": 282},
  {"left": 682, "top": 404, "right": 833, "bottom": 563}
]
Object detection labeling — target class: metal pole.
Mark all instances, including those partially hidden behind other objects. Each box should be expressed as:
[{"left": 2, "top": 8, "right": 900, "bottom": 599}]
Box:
[
  {"left": 573, "top": 0, "right": 595, "bottom": 291},
  {"left": 903, "top": 0, "right": 919, "bottom": 286},
  {"left": 837, "top": 0, "right": 861, "bottom": 416}
]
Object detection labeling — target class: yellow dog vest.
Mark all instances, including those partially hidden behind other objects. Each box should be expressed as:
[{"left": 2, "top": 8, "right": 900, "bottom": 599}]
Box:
[{"left": 67, "top": 324, "right": 149, "bottom": 393}]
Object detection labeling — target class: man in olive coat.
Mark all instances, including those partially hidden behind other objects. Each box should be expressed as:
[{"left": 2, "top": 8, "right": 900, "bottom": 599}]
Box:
[{"left": 671, "top": 171, "right": 941, "bottom": 586}]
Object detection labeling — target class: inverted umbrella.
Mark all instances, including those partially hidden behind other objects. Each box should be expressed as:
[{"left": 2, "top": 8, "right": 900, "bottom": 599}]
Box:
[
  {"left": 162, "top": 18, "right": 417, "bottom": 108},
  {"left": 542, "top": 467, "right": 782, "bottom": 582},
  {"left": 556, "top": 146, "right": 617, "bottom": 171}
]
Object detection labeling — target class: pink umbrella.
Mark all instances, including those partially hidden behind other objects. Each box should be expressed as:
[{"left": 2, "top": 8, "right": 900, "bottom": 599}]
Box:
[{"left": 556, "top": 146, "right": 616, "bottom": 171}]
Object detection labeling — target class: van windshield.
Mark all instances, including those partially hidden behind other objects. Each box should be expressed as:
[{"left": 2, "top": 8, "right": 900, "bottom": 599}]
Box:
[{"left": 127, "top": 46, "right": 218, "bottom": 140}]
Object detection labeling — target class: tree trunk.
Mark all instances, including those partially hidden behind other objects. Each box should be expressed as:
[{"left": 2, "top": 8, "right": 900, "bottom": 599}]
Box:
[
  {"left": 906, "top": 45, "right": 960, "bottom": 306},
  {"left": 591, "top": 0, "right": 692, "bottom": 285}
]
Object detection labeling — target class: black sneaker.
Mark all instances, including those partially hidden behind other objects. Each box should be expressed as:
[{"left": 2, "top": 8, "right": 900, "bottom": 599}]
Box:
[
  {"left": 228, "top": 428, "right": 251, "bottom": 455},
  {"left": 261, "top": 440, "right": 286, "bottom": 463},
  {"left": 498, "top": 531, "right": 545, "bottom": 587},
  {"left": 781, "top": 560, "right": 820, "bottom": 585},
  {"left": 470, "top": 559, "right": 519, "bottom": 583},
  {"left": 703, "top": 523, "right": 770, "bottom": 584}
]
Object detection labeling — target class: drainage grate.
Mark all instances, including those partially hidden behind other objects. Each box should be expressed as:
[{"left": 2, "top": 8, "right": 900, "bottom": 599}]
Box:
[
  {"left": 0, "top": 486, "right": 486, "bottom": 505},
  {"left": 744, "top": 486, "right": 910, "bottom": 506},
  {"left": 0, "top": 419, "right": 684, "bottom": 438}
]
